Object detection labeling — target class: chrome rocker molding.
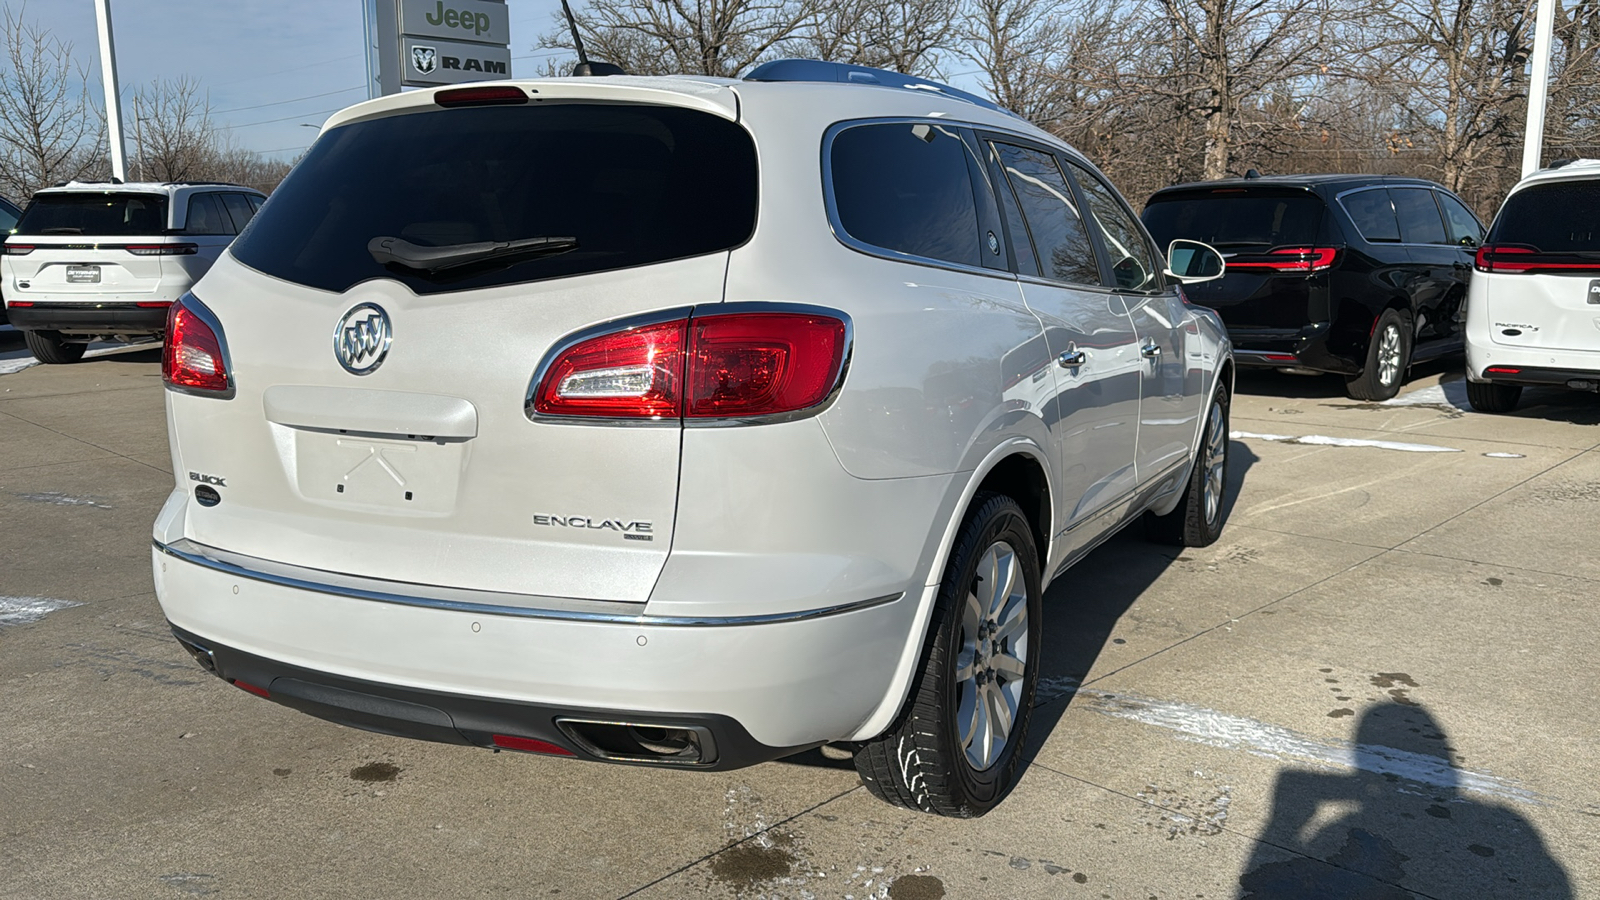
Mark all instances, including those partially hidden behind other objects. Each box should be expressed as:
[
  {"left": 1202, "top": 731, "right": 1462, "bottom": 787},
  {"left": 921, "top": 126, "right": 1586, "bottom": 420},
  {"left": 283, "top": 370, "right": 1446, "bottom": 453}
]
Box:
[{"left": 155, "top": 537, "right": 901, "bottom": 626}]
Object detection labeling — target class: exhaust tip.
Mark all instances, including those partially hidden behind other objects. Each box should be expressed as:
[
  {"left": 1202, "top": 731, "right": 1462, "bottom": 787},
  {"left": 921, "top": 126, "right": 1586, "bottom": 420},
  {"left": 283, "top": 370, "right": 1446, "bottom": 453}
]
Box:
[
  {"left": 173, "top": 633, "right": 218, "bottom": 675},
  {"left": 556, "top": 718, "right": 718, "bottom": 767}
]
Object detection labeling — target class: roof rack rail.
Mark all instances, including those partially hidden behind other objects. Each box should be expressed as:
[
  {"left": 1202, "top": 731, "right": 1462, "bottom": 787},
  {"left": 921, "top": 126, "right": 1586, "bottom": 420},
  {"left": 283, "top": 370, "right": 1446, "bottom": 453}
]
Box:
[{"left": 743, "top": 59, "right": 1021, "bottom": 120}]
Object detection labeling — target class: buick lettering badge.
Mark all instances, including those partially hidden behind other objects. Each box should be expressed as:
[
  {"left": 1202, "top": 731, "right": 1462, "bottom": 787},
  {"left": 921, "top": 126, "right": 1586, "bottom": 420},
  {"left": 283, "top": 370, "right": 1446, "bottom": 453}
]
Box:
[{"left": 335, "top": 303, "right": 392, "bottom": 375}]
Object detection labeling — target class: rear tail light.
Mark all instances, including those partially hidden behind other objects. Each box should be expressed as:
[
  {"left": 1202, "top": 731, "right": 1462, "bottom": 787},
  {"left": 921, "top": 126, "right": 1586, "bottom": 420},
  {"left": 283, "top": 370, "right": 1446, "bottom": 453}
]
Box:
[
  {"left": 1474, "top": 243, "right": 1600, "bottom": 274},
  {"left": 4, "top": 244, "right": 33, "bottom": 255},
  {"left": 162, "top": 295, "right": 233, "bottom": 397},
  {"left": 127, "top": 243, "right": 199, "bottom": 256},
  {"left": 1227, "top": 246, "right": 1338, "bottom": 273},
  {"left": 531, "top": 306, "right": 849, "bottom": 421}
]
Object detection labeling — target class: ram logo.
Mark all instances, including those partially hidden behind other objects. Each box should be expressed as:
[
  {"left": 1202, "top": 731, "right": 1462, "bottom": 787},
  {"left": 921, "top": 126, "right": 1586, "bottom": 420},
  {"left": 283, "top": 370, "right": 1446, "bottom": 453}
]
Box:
[{"left": 411, "top": 45, "right": 438, "bottom": 74}]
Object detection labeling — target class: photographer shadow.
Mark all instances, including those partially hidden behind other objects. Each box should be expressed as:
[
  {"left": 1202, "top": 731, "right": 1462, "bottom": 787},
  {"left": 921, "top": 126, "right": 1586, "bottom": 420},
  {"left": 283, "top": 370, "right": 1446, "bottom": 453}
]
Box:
[{"left": 1238, "top": 702, "right": 1571, "bottom": 899}]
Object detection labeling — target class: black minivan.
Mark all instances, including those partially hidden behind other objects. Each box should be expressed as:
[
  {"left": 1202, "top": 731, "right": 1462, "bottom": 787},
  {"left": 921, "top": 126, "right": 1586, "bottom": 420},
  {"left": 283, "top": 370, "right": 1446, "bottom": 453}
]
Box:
[{"left": 1143, "top": 174, "right": 1483, "bottom": 400}]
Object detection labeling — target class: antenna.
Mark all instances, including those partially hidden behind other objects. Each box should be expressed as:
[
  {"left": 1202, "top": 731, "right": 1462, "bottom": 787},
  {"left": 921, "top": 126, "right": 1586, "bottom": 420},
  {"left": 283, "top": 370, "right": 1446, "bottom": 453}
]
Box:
[{"left": 561, "top": 0, "right": 625, "bottom": 77}]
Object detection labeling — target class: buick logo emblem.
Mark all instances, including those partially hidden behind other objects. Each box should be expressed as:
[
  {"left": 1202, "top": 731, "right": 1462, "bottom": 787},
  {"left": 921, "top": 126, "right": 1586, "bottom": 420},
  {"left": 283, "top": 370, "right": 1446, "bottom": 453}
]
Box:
[
  {"left": 334, "top": 303, "right": 391, "bottom": 375},
  {"left": 412, "top": 45, "right": 437, "bottom": 74}
]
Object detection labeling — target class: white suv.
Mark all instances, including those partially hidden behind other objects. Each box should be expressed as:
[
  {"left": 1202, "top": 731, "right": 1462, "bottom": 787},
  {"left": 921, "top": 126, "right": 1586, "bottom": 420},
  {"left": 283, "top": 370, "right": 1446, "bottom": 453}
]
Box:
[
  {"left": 152, "top": 62, "right": 1233, "bottom": 816},
  {"left": 1466, "top": 159, "right": 1600, "bottom": 411},
  {"left": 1, "top": 181, "right": 265, "bottom": 363}
]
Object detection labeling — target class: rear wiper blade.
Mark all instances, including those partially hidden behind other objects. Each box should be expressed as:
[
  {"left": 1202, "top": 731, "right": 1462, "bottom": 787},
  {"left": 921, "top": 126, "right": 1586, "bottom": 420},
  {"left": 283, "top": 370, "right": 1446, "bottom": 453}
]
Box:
[{"left": 367, "top": 235, "right": 578, "bottom": 274}]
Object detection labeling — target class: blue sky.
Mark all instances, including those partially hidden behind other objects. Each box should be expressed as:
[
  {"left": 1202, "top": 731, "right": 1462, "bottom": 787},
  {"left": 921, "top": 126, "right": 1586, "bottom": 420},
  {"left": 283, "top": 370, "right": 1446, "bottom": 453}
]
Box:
[{"left": 29, "top": 0, "right": 568, "bottom": 161}]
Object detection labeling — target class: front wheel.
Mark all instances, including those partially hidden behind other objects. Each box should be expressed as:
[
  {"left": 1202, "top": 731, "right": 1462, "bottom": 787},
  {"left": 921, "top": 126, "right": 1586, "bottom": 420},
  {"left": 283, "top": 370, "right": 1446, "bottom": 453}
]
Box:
[
  {"left": 1345, "top": 310, "right": 1411, "bottom": 401},
  {"left": 1145, "top": 383, "right": 1230, "bottom": 547},
  {"left": 23, "top": 330, "right": 87, "bottom": 364},
  {"left": 854, "top": 492, "right": 1041, "bottom": 817},
  {"left": 1466, "top": 379, "right": 1521, "bottom": 413}
]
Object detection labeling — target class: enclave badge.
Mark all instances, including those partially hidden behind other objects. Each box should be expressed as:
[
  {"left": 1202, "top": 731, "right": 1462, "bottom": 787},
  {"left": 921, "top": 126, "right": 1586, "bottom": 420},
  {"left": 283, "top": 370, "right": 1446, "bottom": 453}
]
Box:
[{"left": 335, "top": 303, "right": 392, "bottom": 375}]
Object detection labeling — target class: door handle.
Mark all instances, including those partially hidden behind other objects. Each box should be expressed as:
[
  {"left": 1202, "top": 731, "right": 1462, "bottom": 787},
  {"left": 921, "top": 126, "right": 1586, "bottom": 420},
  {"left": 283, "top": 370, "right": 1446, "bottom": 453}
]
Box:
[
  {"left": 1057, "top": 347, "right": 1086, "bottom": 368},
  {"left": 1141, "top": 341, "right": 1162, "bottom": 359}
]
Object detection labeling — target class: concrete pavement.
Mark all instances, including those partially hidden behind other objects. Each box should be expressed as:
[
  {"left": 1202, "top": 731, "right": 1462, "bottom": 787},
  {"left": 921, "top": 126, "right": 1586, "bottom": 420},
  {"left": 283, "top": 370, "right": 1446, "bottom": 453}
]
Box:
[{"left": 2, "top": 337, "right": 1595, "bottom": 899}]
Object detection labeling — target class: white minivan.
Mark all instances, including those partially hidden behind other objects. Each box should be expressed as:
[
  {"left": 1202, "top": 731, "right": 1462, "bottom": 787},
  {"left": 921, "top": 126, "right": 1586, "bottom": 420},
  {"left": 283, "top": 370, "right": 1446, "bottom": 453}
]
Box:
[
  {"left": 1466, "top": 159, "right": 1600, "bottom": 411},
  {"left": 153, "top": 61, "right": 1233, "bottom": 816}
]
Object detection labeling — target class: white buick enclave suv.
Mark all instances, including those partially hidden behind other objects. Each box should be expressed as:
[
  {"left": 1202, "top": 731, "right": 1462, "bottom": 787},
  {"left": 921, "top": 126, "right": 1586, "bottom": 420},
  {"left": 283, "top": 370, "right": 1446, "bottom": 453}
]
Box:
[
  {"left": 1466, "top": 159, "right": 1600, "bottom": 411},
  {"left": 153, "top": 61, "right": 1233, "bottom": 816}
]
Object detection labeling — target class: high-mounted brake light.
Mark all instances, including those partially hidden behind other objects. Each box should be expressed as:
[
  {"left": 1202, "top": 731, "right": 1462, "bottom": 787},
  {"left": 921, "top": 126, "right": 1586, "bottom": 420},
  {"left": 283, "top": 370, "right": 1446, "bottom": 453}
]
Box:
[
  {"left": 532, "top": 308, "right": 850, "bottom": 421},
  {"left": 1226, "top": 247, "right": 1338, "bottom": 273},
  {"left": 127, "top": 243, "right": 199, "bottom": 256},
  {"left": 1474, "top": 243, "right": 1600, "bottom": 274},
  {"left": 434, "top": 86, "right": 529, "bottom": 107},
  {"left": 162, "top": 295, "right": 233, "bottom": 397},
  {"left": 4, "top": 244, "right": 34, "bottom": 255}
]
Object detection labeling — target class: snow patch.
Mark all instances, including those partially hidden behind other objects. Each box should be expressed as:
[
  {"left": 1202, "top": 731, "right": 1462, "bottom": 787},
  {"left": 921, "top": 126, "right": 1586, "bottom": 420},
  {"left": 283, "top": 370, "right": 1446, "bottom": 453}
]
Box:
[
  {"left": 1231, "top": 430, "right": 1461, "bottom": 453},
  {"left": 1381, "top": 381, "right": 1472, "bottom": 411},
  {"left": 0, "top": 357, "right": 38, "bottom": 376},
  {"left": 0, "top": 596, "right": 82, "bottom": 627},
  {"left": 15, "top": 491, "right": 112, "bottom": 509}
]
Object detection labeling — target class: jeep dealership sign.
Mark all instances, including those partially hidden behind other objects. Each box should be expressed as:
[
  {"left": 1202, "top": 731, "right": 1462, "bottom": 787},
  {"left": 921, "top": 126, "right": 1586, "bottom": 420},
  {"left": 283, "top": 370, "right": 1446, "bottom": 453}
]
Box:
[{"left": 366, "top": 0, "right": 511, "bottom": 93}]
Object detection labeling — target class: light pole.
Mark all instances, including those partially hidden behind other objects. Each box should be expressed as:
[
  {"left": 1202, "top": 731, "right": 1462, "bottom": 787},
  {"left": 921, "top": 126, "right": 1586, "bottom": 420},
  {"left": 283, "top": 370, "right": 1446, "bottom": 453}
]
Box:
[
  {"left": 1521, "top": 0, "right": 1557, "bottom": 177},
  {"left": 93, "top": 0, "right": 128, "bottom": 182}
]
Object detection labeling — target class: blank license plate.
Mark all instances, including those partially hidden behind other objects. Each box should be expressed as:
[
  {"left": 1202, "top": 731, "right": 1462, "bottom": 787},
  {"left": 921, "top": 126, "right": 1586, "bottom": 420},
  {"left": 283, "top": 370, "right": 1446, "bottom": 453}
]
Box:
[{"left": 65, "top": 265, "right": 101, "bottom": 284}]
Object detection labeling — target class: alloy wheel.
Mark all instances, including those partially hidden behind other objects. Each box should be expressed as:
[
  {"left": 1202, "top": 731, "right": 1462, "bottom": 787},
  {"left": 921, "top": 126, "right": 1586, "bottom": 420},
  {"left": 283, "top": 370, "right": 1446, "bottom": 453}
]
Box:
[
  {"left": 1377, "top": 324, "right": 1402, "bottom": 386},
  {"left": 1203, "top": 400, "right": 1227, "bottom": 525},
  {"left": 955, "top": 540, "right": 1031, "bottom": 771}
]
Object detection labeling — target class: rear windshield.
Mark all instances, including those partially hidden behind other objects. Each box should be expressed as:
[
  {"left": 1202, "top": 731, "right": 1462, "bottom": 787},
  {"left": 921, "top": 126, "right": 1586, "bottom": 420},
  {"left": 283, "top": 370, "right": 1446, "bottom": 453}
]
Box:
[
  {"left": 1142, "top": 191, "right": 1324, "bottom": 250},
  {"left": 15, "top": 193, "right": 168, "bottom": 236},
  {"left": 230, "top": 103, "right": 759, "bottom": 294},
  {"left": 1489, "top": 181, "right": 1600, "bottom": 252}
]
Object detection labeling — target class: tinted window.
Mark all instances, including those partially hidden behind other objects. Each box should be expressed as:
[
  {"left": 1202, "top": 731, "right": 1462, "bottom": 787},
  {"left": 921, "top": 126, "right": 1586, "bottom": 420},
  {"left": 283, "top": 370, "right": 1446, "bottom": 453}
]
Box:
[
  {"left": 1142, "top": 192, "right": 1324, "bottom": 249},
  {"left": 1437, "top": 193, "right": 1483, "bottom": 246},
  {"left": 14, "top": 193, "right": 167, "bottom": 236},
  {"left": 220, "top": 193, "right": 257, "bottom": 232},
  {"left": 0, "top": 199, "right": 18, "bottom": 233},
  {"left": 989, "top": 144, "right": 1039, "bottom": 276},
  {"left": 1489, "top": 181, "right": 1600, "bottom": 252},
  {"left": 1391, "top": 188, "right": 1447, "bottom": 244},
  {"left": 832, "top": 122, "right": 980, "bottom": 267},
  {"left": 992, "top": 143, "right": 1098, "bottom": 283},
  {"left": 1066, "top": 161, "right": 1158, "bottom": 291},
  {"left": 184, "top": 193, "right": 233, "bottom": 235},
  {"left": 246, "top": 194, "right": 264, "bottom": 213},
  {"left": 1340, "top": 188, "right": 1401, "bottom": 242},
  {"left": 231, "top": 104, "right": 759, "bottom": 295}
]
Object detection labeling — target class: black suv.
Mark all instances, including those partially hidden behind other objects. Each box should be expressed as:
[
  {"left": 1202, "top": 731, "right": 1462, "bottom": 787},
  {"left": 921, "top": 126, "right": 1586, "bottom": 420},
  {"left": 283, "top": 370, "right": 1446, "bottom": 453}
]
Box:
[{"left": 1143, "top": 174, "right": 1483, "bottom": 399}]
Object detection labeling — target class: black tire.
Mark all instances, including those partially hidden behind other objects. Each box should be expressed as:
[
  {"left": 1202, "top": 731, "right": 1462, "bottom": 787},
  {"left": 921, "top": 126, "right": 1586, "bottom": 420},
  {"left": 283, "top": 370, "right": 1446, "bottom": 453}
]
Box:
[
  {"left": 1345, "top": 309, "right": 1411, "bottom": 401},
  {"left": 1145, "top": 383, "right": 1231, "bottom": 547},
  {"left": 23, "top": 330, "right": 87, "bottom": 364},
  {"left": 1466, "top": 379, "right": 1521, "bottom": 413},
  {"left": 854, "top": 492, "right": 1042, "bottom": 817}
]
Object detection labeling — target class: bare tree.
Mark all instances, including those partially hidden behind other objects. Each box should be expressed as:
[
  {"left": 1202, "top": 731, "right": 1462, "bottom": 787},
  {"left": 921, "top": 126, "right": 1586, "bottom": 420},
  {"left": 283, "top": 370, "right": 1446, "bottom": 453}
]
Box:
[
  {"left": 542, "top": 0, "right": 819, "bottom": 76},
  {"left": 796, "top": 0, "right": 957, "bottom": 75},
  {"left": 0, "top": 3, "right": 103, "bottom": 200},
  {"left": 132, "top": 76, "right": 217, "bottom": 182}
]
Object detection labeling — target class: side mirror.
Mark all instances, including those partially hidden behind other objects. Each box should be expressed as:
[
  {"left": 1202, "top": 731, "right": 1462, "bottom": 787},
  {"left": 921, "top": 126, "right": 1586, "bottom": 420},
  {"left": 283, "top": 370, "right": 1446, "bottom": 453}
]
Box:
[
  {"left": 1164, "top": 239, "right": 1226, "bottom": 284},
  {"left": 1458, "top": 235, "right": 1479, "bottom": 249}
]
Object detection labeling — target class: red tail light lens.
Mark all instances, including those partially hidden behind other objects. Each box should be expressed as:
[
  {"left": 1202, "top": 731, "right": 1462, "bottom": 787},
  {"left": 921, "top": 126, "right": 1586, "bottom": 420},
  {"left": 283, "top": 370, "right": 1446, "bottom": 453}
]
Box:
[
  {"left": 1227, "top": 247, "right": 1338, "bottom": 273},
  {"left": 163, "top": 297, "right": 233, "bottom": 396},
  {"left": 231, "top": 679, "right": 270, "bottom": 698},
  {"left": 4, "top": 244, "right": 34, "bottom": 255},
  {"left": 491, "top": 734, "right": 574, "bottom": 756},
  {"left": 687, "top": 313, "right": 848, "bottom": 418},
  {"left": 435, "top": 86, "right": 528, "bottom": 107},
  {"left": 1474, "top": 243, "right": 1600, "bottom": 274},
  {"left": 532, "top": 319, "right": 686, "bottom": 418},
  {"left": 533, "top": 308, "right": 849, "bottom": 421},
  {"left": 127, "top": 243, "right": 199, "bottom": 256}
]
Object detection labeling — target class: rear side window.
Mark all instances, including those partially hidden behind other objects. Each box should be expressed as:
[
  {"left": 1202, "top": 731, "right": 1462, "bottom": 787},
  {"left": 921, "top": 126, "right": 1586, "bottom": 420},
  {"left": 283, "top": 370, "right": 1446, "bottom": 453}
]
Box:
[
  {"left": 990, "top": 142, "right": 1099, "bottom": 284},
  {"left": 1339, "top": 189, "right": 1401, "bottom": 243},
  {"left": 1391, "top": 188, "right": 1447, "bottom": 244},
  {"left": 0, "top": 201, "right": 18, "bottom": 233},
  {"left": 1489, "top": 181, "right": 1600, "bottom": 252},
  {"left": 184, "top": 194, "right": 234, "bottom": 235},
  {"left": 220, "top": 193, "right": 257, "bottom": 232},
  {"left": 230, "top": 104, "right": 759, "bottom": 295},
  {"left": 830, "top": 122, "right": 981, "bottom": 267},
  {"left": 15, "top": 193, "right": 167, "bottom": 236},
  {"left": 1066, "top": 161, "right": 1158, "bottom": 291},
  {"left": 1142, "top": 191, "right": 1324, "bottom": 250},
  {"left": 1437, "top": 193, "right": 1483, "bottom": 246}
]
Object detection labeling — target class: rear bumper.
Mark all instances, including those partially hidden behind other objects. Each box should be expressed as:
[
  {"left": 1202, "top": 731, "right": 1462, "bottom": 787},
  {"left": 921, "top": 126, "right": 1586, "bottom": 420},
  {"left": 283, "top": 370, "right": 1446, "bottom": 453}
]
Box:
[
  {"left": 152, "top": 539, "right": 919, "bottom": 757},
  {"left": 1466, "top": 337, "right": 1600, "bottom": 387},
  {"left": 1471, "top": 364, "right": 1600, "bottom": 390},
  {"left": 1229, "top": 322, "right": 1359, "bottom": 375},
  {"left": 5, "top": 302, "right": 168, "bottom": 334}
]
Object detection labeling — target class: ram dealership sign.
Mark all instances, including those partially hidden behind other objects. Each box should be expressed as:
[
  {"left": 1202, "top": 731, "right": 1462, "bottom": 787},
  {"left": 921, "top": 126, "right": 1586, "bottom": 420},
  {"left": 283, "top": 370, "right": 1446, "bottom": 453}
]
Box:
[{"left": 367, "top": 0, "right": 511, "bottom": 93}]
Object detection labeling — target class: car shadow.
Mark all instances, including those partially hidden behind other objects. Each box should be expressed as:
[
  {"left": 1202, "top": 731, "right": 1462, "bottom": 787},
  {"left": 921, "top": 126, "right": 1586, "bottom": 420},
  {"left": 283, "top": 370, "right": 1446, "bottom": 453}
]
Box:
[
  {"left": 1236, "top": 701, "right": 1571, "bottom": 898},
  {"left": 1233, "top": 358, "right": 1459, "bottom": 401}
]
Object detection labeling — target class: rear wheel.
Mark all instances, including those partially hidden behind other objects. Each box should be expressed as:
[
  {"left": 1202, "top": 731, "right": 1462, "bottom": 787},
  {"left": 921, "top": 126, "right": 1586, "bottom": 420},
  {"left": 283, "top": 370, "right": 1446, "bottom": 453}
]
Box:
[
  {"left": 1466, "top": 379, "right": 1521, "bottom": 413},
  {"left": 23, "top": 330, "right": 87, "bottom": 364},
  {"left": 854, "top": 492, "right": 1041, "bottom": 817},
  {"left": 1346, "top": 310, "right": 1411, "bottom": 401},
  {"left": 1146, "top": 383, "right": 1230, "bottom": 547}
]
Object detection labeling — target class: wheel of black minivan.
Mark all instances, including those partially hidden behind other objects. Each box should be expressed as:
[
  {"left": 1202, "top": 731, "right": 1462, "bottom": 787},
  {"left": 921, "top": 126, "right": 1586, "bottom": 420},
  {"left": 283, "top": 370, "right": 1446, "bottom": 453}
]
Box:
[
  {"left": 854, "top": 492, "right": 1041, "bottom": 817},
  {"left": 1346, "top": 309, "right": 1411, "bottom": 401},
  {"left": 22, "top": 330, "right": 87, "bottom": 364}
]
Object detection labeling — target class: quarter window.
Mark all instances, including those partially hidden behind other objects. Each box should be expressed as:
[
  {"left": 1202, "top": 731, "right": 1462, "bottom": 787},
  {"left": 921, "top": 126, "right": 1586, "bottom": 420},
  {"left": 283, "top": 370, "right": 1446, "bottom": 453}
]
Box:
[
  {"left": 1341, "top": 188, "right": 1401, "bottom": 243},
  {"left": 220, "top": 193, "right": 258, "bottom": 233},
  {"left": 184, "top": 193, "right": 234, "bottom": 236},
  {"left": 830, "top": 122, "right": 981, "bottom": 268},
  {"left": 991, "top": 143, "right": 1098, "bottom": 283},
  {"left": 1066, "top": 161, "right": 1158, "bottom": 291},
  {"left": 1391, "top": 188, "right": 1448, "bottom": 244},
  {"left": 1436, "top": 192, "right": 1483, "bottom": 247}
]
